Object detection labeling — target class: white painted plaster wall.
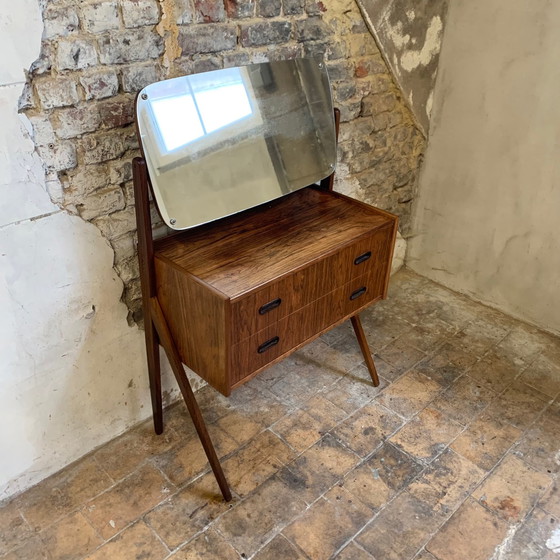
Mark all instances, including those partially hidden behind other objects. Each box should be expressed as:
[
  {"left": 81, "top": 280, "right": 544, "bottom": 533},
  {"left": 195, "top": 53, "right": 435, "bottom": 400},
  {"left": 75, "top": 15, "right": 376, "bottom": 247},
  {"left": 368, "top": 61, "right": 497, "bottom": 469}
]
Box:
[
  {"left": 0, "top": 0, "right": 179, "bottom": 500},
  {"left": 408, "top": 0, "right": 560, "bottom": 335}
]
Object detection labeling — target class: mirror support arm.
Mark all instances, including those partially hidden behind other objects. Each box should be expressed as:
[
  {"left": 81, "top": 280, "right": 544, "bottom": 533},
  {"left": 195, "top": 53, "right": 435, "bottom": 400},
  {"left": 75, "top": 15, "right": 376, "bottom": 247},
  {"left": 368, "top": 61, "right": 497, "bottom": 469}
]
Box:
[
  {"left": 133, "top": 157, "right": 162, "bottom": 435},
  {"left": 319, "top": 107, "right": 341, "bottom": 192}
]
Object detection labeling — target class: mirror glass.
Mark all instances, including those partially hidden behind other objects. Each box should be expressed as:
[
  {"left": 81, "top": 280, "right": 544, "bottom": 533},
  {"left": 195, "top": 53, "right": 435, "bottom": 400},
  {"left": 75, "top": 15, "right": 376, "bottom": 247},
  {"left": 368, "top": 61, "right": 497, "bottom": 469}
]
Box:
[{"left": 136, "top": 58, "right": 336, "bottom": 230}]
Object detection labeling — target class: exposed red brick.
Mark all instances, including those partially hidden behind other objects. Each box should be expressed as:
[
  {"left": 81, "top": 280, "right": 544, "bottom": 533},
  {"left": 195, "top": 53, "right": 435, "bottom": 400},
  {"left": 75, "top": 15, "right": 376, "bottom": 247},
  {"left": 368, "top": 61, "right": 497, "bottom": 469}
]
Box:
[
  {"left": 195, "top": 0, "right": 226, "bottom": 22},
  {"left": 99, "top": 100, "right": 135, "bottom": 128},
  {"left": 355, "top": 64, "right": 368, "bottom": 78}
]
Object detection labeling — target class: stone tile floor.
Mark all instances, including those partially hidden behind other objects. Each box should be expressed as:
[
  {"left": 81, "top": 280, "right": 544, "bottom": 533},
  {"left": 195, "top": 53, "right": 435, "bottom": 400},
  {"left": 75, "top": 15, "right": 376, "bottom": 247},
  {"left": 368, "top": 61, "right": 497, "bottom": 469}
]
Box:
[{"left": 2, "top": 268, "right": 560, "bottom": 560}]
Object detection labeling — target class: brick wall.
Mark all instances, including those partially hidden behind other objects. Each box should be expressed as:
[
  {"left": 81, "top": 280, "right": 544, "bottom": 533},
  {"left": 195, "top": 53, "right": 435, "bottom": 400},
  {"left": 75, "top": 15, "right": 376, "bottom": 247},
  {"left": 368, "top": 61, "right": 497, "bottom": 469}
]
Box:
[{"left": 21, "top": 0, "right": 425, "bottom": 323}]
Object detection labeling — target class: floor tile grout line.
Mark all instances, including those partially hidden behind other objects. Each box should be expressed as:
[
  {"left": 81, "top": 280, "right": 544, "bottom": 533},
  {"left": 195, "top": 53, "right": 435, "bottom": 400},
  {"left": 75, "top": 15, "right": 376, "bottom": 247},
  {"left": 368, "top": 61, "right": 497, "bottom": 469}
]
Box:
[
  {"left": 268, "top": 424, "right": 319, "bottom": 457},
  {"left": 146, "top": 426, "right": 358, "bottom": 554},
  {"left": 504, "top": 398, "right": 560, "bottom": 476},
  {"left": 323, "top": 530, "right": 357, "bottom": 559},
  {"left": 90, "top": 453, "right": 118, "bottom": 487},
  {"left": 11, "top": 429, "right": 185, "bottom": 539},
  {"left": 0, "top": 446, "right": 548, "bottom": 552},
  {"left": 6, "top": 498, "right": 102, "bottom": 558},
  {"left": 145, "top": 418, "right": 276, "bottom": 496},
  {"left": 412, "top": 546, "right": 438, "bottom": 560},
  {"left": 539, "top": 496, "right": 560, "bottom": 521},
  {"left": 490, "top": 522, "right": 524, "bottom": 560},
  {"left": 75, "top": 457, "right": 232, "bottom": 556},
  {"left": 331, "top": 456, "right": 429, "bottom": 558},
  {"left": 497, "top": 489, "right": 559, "bottom": 559},
  {"left": 144, "top": 409, "right": 369, "bottom": 555},
  {"left": 432, "top": 331, "right": 551, "bottom": 423},
  {"left": 90, "top": 468, "right": 241, "bottom": 560},
  {"left": 12, "top": 506, "right": 34, "bottom": 540},
  {"left": 307, "top": 432, "right": 437, "bottom": 558},
  {"left": 212, "top": 487, "right": 316, "bottom": 560},
  {"left": 267, "top": 533, "right": 313, "bottom": 560},
  {"left": 413, "top": 492, "right": 484, "bottom": 560},
  {"left": 485, "top": 376, "right": 554, "bottom": 431},
  {"left": 451, "top": 410, "right": 556, "bottom": 524},
  {"left": 379, "top": 380, "right": 464, "bottom": 451},
  {"left": 347, "top": 539, "right": 377, "bottom": 559},
  {"left": 385, "top": 417, "right": 519, "bottom": 558},
  {"left": 341, "top": 475, "right": 421, "bottom": 555},
  {"left": 149, "top": 455, "right": 184, "bottom": 492},
  {"left": 244, "top": 515, "right": 314, "bottom": 560},
  {"left": 74, "top": 516, "right": 157, "bottom": 560},
  {"left": 79, "top": 509, "right": 107, "bottom": 552},
  {"left": 153, "top": 495, "right": 239, "bottom": 557},
  {"left": 10, "top": 471, "right": 114, "bottom": 535},
  {"left": 368, "top": 349, "right": 432, "bottom": 394},
  {"left": 1, "top": 508, "right": 49, "bottom": 558},
  {"left": 77, "top": 461, "right": 179, "bottom": 530},
  {"left": 418, "top": 368, "right": 548, "bottom": 537},
  {"left": 234, "top": 434, "right": 369, "bottom": 558},
  {"left": 476, "top": 481, "right": 552, "bottom": 546},
  {"left": 144, "top": 517, "right": 172, "bottom": 557},
  {"left": 252, "top": 486, "right": 341, "bottom": 558}
]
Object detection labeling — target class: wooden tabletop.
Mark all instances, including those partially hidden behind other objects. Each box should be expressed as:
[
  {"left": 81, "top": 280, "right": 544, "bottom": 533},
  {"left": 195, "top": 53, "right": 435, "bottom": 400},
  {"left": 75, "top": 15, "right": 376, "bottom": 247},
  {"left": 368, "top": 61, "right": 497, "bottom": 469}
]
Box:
[{"left": 154, "top": 187, "right": 394, "bottom": 298}]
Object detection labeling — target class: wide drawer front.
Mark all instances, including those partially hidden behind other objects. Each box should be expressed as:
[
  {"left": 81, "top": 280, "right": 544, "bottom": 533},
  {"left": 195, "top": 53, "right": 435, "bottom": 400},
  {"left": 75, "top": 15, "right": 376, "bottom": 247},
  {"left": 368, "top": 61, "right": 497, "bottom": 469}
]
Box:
[
  {"left": 231, "top": 224, "right": 393, "bottom": 342},
  {"left": 230, "top": 268, "right": 386, "bottom": 385}
]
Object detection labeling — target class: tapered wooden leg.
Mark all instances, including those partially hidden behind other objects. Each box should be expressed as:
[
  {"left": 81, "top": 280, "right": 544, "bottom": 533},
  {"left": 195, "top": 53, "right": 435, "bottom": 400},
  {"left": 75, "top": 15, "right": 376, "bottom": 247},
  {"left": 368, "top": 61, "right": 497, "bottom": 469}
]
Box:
[
  {"left": 350, "top": 314, "right": 380, "bottom": 387},
  {"left": 150, "top": 297, "right": 232, "bottom": 502},
  {"left": 144, "top": 317, "right": 163, "bottom": 434}
]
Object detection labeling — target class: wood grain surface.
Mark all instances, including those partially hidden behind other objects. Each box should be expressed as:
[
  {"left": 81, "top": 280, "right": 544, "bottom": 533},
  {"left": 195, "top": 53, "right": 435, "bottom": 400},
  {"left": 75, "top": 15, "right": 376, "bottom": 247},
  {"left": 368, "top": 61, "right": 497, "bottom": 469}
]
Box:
[
  {"left": 155, "top": 259, "right": 230, "bottom": 395},
  {"left": 230, "top": 267, "right": 387, "bottom": 384},
  {"left": 154, "top": 187, "right": 393, "bottom": 298}
]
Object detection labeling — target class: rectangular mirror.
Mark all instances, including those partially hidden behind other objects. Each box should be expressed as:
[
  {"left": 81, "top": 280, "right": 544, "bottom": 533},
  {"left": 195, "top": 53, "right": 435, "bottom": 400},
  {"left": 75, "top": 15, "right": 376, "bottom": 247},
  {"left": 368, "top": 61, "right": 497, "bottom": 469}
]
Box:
[{"left": 136, "top": 57, "right": 336, "bottom": 230}]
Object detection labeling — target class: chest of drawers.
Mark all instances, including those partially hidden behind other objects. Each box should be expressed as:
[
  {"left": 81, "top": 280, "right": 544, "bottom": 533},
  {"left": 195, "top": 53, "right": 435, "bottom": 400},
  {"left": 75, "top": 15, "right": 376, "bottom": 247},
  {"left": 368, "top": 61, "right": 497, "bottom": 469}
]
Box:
[{"left": 153, "top": 186, "right": 398, "bottom": 396}]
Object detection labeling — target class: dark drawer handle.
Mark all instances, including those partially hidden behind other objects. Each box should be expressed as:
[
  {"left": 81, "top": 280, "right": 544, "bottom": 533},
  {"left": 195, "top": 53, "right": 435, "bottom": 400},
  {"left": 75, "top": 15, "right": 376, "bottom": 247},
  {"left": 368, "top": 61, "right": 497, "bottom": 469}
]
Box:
[
  {"left": 350, "top": 287, "right": 367, "bottom": 301},
  {"left": 259, "top": 298, "right": 282, "bottom": 315},
  {"left": 258, "top": 336, "right": 280, "bottom": 354},
  {"left": 354, "top": 251, "right": 372, "bottom": 265}
]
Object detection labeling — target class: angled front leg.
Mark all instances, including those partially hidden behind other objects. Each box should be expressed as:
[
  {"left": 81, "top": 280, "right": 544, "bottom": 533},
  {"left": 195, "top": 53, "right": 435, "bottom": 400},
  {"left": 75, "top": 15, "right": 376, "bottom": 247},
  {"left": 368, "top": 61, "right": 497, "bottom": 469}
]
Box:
[
  {"left": 150, "top": 297, "right": 232, "bottom": 502},
  {"left": 350, "top": 314, "right": 380, "bottom": 387}
]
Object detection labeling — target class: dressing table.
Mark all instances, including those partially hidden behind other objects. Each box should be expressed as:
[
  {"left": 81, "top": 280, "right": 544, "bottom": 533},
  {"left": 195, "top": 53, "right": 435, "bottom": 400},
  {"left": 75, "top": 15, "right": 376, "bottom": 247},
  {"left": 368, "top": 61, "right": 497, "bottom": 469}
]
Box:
[{"left": 133, "top": 58, "right": 397, "bottom": 501}]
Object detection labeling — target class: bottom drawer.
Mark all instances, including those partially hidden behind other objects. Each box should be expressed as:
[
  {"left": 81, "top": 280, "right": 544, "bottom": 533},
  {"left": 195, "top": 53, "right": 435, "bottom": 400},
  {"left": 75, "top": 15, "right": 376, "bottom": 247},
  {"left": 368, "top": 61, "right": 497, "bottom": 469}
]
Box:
[{"left": 230, "top": 270, "right": 385, "bottom": 384}]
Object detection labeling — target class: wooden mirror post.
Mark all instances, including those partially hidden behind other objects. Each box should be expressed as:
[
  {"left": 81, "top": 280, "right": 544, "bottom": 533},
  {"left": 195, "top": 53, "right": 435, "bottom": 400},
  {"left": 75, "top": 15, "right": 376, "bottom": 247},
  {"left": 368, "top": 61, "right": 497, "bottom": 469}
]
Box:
[{"left": 133, "top": 157, "right": 232, "bottom": 502}]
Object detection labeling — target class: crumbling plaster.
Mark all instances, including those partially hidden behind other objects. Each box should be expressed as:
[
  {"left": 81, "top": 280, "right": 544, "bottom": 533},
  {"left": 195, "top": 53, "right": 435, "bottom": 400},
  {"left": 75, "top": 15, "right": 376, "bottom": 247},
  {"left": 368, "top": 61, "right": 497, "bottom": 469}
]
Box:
[
  {"left": 0, "top": 0, "right": 180, "bottom": 501},
  {"left": 356, "top": 0, "right": 448, "bottom": 135}
]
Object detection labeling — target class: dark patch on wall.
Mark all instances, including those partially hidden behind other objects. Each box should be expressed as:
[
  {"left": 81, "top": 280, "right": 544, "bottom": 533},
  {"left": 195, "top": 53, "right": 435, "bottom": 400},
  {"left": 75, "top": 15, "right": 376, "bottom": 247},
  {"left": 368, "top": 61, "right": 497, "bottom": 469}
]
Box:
[{"left": 357, "top": 0, "right": 449, "bottom": 134}]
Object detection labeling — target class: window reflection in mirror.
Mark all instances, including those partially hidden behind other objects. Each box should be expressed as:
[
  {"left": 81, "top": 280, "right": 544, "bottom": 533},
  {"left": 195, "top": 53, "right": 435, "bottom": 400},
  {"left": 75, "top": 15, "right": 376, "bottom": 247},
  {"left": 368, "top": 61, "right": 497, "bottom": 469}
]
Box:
[{"left": 150, "top": 68, "right": 255, "bottom": 153}]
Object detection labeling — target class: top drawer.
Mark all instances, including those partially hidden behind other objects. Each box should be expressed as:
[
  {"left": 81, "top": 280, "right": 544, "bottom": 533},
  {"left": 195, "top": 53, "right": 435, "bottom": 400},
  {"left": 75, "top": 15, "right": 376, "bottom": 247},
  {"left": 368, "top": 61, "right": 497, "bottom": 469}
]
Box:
[{"left": 231, "top": 224, "right": 393, "bottom": 342}]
